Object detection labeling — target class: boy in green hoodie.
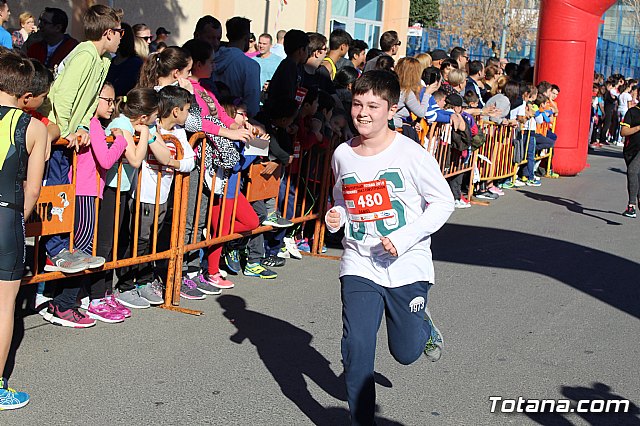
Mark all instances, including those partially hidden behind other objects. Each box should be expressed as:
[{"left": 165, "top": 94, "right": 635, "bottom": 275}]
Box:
[{"left": 42, "top": 4, "right": 124, "bottom": 328}]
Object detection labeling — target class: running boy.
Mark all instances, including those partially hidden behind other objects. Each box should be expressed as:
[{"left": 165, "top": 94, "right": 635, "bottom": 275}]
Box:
[{"left": 325, "top": 70, "right": 454, "bottom": 425}]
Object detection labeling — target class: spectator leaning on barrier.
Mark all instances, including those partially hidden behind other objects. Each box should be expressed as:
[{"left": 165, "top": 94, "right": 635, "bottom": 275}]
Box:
[
  {"left": 363, "top": 30, "right": 401, "bottom": 73},
  {"left": 27, "top": 8, "right": 79, "bottom": 70},
  {"left": 253, "top": 33, "right": 283, "bottom": 93},
  {"left": 42, "top": 4, "right": 124, "bottom": 327},
  {"left": 212, "top": 17, "right": 261, "bottom": 117}
]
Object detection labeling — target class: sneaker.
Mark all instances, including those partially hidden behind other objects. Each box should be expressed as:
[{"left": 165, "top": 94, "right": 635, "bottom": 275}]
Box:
[
  {"left": 488, "top": 186, "right": 504, "bottom": 196},
  {"left": 116, "top": 288, "right": 151, "bottom": 309},
  {"left": 454, "top": 199, "right": 471, "bottom": 209},
  {"left": 475, "top": 191, "right": 498, "bottom": 200},
  {"left": 513, "top": 179, "right": 526, "bottom": 187},
  {"left": 277, "top": 246, "right": 291, "bottom": 259},
  {"left": 622, "top": 205, "right": 637, "bottom": 218},
  {"left": 204, "top": 272, "right": 234, "bottom": 289},
  {"left": 525, "top": 178, "right": 541, "bottom": 187},
  {"left": 45, "top": 303, "right": 96, "bottom": 328},
  {"left": 262, "top": 211, "right": 294, "bottom": 228},
  {"left": 195, "top": 273, "right": 223, "bottom": 294},
  {"left": 138, "top": 280, "right": 165, "bottom": 305},
  {"left": 548, "top": 171, "right": 560, "bottom": 179},
  {"left": 180, "top": 277, "right": 207, "bottom": 300},
  {"left": 297, "top": 238, "right": 311, "bottom": 253},
  {"left": 262, "top": 255, "right": 286, "bottom": 268},
  {"left": 70, "top": 250, "right": 105, "bottom": 269},
  {"left": 105, "top": 294, "right": 131, "bottom": 318},
  {"left": 283, "top": 237, "right": 302, "bottom": 259},
  {"left": 423, "top": 307, "right": 444, "bottom": 362},
  {"left": 499, "top": 180, "right": 515, "bottom": 189},
  {"left": 87, "top": 299, "right": 125, "bottom": 323},
  {"left": 35, "top": 293, "right": 52, "bottom": 317},
  {"left": 0, "top": 379, "right": 29, "bottom": 410},
  {"left": 322, "top": 245, "right": 327, "bottom": 254},
  {"left": 79, "top": 296, "right": 89, "bottom": 310},
  {"left": 224, "top": 249, "right": 242, "bottom": 274},
  {"left": 244, "top": 263, "right": 278, "bottom": 279},
  {"left": 44, "top": 249, "right": 88, "bottom": 274}
]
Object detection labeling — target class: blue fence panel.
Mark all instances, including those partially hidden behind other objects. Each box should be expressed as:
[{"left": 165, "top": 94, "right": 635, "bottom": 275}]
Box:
[{"left": 407, "top": 28, "right": 640, "bottom": 78}]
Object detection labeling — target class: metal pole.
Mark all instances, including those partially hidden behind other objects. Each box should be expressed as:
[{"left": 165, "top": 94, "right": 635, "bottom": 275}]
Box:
[
  {"left": 317, "top": 0, "right": 327, "bottom": 33},
  {"left": 499, "top": 0, "right": 511, "bottom": 60},
  {"left": 264, "top": 0, "right": 270, "bottom": 34}
]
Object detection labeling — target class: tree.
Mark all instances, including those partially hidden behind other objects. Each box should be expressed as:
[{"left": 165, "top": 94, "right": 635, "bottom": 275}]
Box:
[
  {"left": 621, "top": 0, "right": 640, "bottom": 45},
  {"left": 438, "top": 0, "right": 539, "bottom": 54},
  {"left": 410, "top": 0, "right": 440, "bottom": 27}
]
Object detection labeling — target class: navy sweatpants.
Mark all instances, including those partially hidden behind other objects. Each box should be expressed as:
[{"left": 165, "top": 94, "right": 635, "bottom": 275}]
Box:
[{"left": 340, "top": 275, "right": 432, "bottom": 426}]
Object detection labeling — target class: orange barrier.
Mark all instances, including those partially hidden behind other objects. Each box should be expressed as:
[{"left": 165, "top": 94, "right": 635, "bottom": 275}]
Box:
[{"left": 476, "top": 122, "right": 518, "bottom": 182}]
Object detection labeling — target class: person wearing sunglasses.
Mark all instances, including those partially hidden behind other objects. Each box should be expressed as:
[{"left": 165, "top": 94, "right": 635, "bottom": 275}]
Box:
[
  {"left": 132, "top": 22, "right": 152, "bottom": 45},
  {"left": 26, "top": 7, "right": 78, "bottom": 70},
  {"left": 363, "top": 30, "right": 402, "bottom": 73}
]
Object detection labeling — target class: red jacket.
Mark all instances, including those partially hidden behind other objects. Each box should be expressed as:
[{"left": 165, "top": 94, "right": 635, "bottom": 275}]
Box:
[{"left": 27, "top": 35, "right": 79, "bottom": 70}]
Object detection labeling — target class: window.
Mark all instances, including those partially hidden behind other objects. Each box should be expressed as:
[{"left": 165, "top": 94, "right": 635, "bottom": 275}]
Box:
[{"left": 331, "top": 0, "right": 384, "bottom": 48}]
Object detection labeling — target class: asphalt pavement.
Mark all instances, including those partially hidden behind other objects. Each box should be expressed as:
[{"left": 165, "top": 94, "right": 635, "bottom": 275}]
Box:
[{"left": 3, "top": 146, "right": 639, "bottom": 426}]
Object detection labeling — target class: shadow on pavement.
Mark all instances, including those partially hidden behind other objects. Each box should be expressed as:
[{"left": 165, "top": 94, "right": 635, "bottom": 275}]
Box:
[
  {"left": 518, "top": 190, "right": 623, "bottom": 225},
  {"left": 434, "top": 224, "right": 640, "bottom": 320},
  {"left": 525, "top": 382, "right": 640, "bottom": 425},
  {"left": 588, "top": 149, "right": 623, "bottom": 159}
]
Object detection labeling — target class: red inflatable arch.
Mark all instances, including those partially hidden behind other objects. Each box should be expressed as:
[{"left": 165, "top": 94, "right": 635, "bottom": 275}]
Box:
[{"left": 535, "top": 0, "right": 616, "bottom": 176}]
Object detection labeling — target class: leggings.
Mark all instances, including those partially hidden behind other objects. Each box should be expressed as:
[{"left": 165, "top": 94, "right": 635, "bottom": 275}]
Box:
[
  {"left": 207, "top": 193, "right": 259, "bottom": 275},
  {"left": 73, "top": 196, "right": 96, "bottom": 255},
  {"left": 626, "top": 150, "right": 640, "bottom": 205}
]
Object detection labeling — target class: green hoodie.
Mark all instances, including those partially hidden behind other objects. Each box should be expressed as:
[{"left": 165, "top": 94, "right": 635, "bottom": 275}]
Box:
[{"left": 45, "top": 41, "right": 112, "bottom": 138}]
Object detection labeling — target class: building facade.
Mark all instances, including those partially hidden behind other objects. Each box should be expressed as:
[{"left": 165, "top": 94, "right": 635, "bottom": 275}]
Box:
[{"left": 7, "top": 0, "right": 409, "bottom": 54}]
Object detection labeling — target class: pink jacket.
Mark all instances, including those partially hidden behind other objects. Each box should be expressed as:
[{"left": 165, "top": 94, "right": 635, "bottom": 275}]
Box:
[
  {"left": 72, "top": 117, "right": 128, "bottom": 198},
  {"left": 190, "top": 79, "right": 236, "bottom": 135}
]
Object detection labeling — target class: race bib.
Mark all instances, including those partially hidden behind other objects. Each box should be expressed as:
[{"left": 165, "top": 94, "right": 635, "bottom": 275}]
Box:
[{"left": 342, "top": 179, "right": 395, "bottom": 222}]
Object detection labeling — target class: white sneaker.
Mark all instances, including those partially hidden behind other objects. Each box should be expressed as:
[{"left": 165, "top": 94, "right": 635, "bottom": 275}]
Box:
[
  {"left": 513, "top": 179, "right": 526, "bottom": 187},
  {"left": 454, "top": 199, "right": 471, "bottom": 209},
  {"left": 35, "top": 294, "right": 52, "bottom": 317},
  {"left": 277, "top": 248, "right": 290, "bottom": 259},
  {"left": 284, "top": 237, "right": 302, "bottom": 259},
  {"left": 218, "top": 269, "right": 227, "bottom": 279}
]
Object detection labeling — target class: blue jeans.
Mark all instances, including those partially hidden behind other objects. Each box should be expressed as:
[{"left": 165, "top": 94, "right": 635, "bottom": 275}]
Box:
[
  {"left": 264, "top": 171, "right": 297, "bottom": 256},
  {"left": 340, "top": 275, "right": 432, "bottom": 425},
  {"left": 524, "top": 131, "right": 537, "bottom": 180},
  {"left": 44, "top": 148, "right": 71, "bottom": 257}
]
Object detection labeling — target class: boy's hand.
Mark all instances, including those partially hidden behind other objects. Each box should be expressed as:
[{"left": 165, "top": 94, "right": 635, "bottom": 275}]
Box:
[
  {"left": 229, "top": 127, "right": 252, "bottom": 142},
  {"left": 68, "top": 129, "right": 89, "bottom": 151},
  {"left": 326, "top": 208, "right": 342, "bottom": 229},
  {"left": 260, "top": 161, "right": 279, "bottom": 176},
  {"left": 380, "top": 237, "right": 398, "bottom": 257}
]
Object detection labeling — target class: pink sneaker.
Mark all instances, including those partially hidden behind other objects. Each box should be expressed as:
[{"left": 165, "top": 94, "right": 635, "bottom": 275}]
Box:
[
  {"left": 207, "top": 272, "right": 235, "bottom": 289},
  {"left": 45, "top": 303, "right": 96, "bottom": 328},
  {"left": 106, "top": 294, "right": 132, "bottom": 318},
  {"left": 87, "top": 299, "right": 125, "bottom": 323},
  {"left": 488, "top": 186, "right": 504, "bottom": 196}
]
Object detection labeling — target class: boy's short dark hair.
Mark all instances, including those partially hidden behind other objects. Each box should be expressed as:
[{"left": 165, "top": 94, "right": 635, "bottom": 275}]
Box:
[
  {"left": 537, "top": 80, "right": 552, "bottom": 95},
  {"left": 352, "top": 70, "right": 400, "bottom": 107},
  {"left": 157, "top": 85, "right": 192, "bottom": 118},
  {"left": 283, "top": 29, "right": 310, "bottom": 56},
  {"left": 379, "top": 31, "right": 399, "bottom": 52},
  {"left": 28, "top": 60, "right": 54, "bottom": 97},
  {"left": 194, "top": 15, "right": 221, "bottom": 38},
  {"left": 83, "top": 4, "right": 123, "bottom": 41},
  {"left": 302, "top": 87, "right": 319, "bottom": 107},
  {"left": 432, "top": 90, "right": 446, "bottom": 102},
  {"left": 463, "top": 90, "right": 479, "bottom": 105},
  {"left": 449, "top": 46, "right": 466, "bottom": 61},
  {"left": 318, "top": 90, "right": 335, "bottom": 113},
  {"left": 0, "top": 50, "right": 35, "bottom": 98},
  {"left": 307, "top": 32, "right": 327, "bottom": 54},
  {"left": 349, "top": 39, "right": 368, "bottom": 60},
  {"left": 182, "top": 38, "right": 213, "bottom": 64},
  {"left": 268, "top": 97, "right": 299, "bottom": 120},
  {"left": 440, "top": 58, "right": 459, "bottom": 71},
  {"left": 226, "top": 17, "right": 251, "bottom": 42},
  {"left": 329, "top": 29, "right": 353, "bottom": 51},
  {"left": 468, "top": 60, "right": 484, "bottom": 77},
  {"left": 551, "top": 84, "right": 560, "bottom": 93}
]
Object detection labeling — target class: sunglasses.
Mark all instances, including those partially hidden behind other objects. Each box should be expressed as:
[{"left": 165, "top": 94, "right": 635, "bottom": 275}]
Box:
[
  {"left": 395, "top": 41, "right": 402, "bottom": 46},
  {"left": 111, "top": 28, "right": 125, "bottom": 37},
  {"left": 140, "top": 35, "right": 152, "bottom": 41}
]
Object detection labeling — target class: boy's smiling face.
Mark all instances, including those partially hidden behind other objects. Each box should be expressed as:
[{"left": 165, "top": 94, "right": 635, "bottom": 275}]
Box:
[{"left": 351, "top": 90, "right": 397, "bottom": 138}]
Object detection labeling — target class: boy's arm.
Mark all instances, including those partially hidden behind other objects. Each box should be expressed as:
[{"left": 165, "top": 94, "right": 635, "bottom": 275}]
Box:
[
  {"left": 325, "top": 155, "right": 347, "bottom": 233},
  {"left": 24, "top": 119, "right": 48, "bottom": 218},
  {"left": 385, "top": 153, "right": 454, "bottom": 256}
]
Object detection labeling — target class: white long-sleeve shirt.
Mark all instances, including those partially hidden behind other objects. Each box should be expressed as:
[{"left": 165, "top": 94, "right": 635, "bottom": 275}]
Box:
[{"left": 325, "top": 133, "right": 455, "bottom": 287}]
